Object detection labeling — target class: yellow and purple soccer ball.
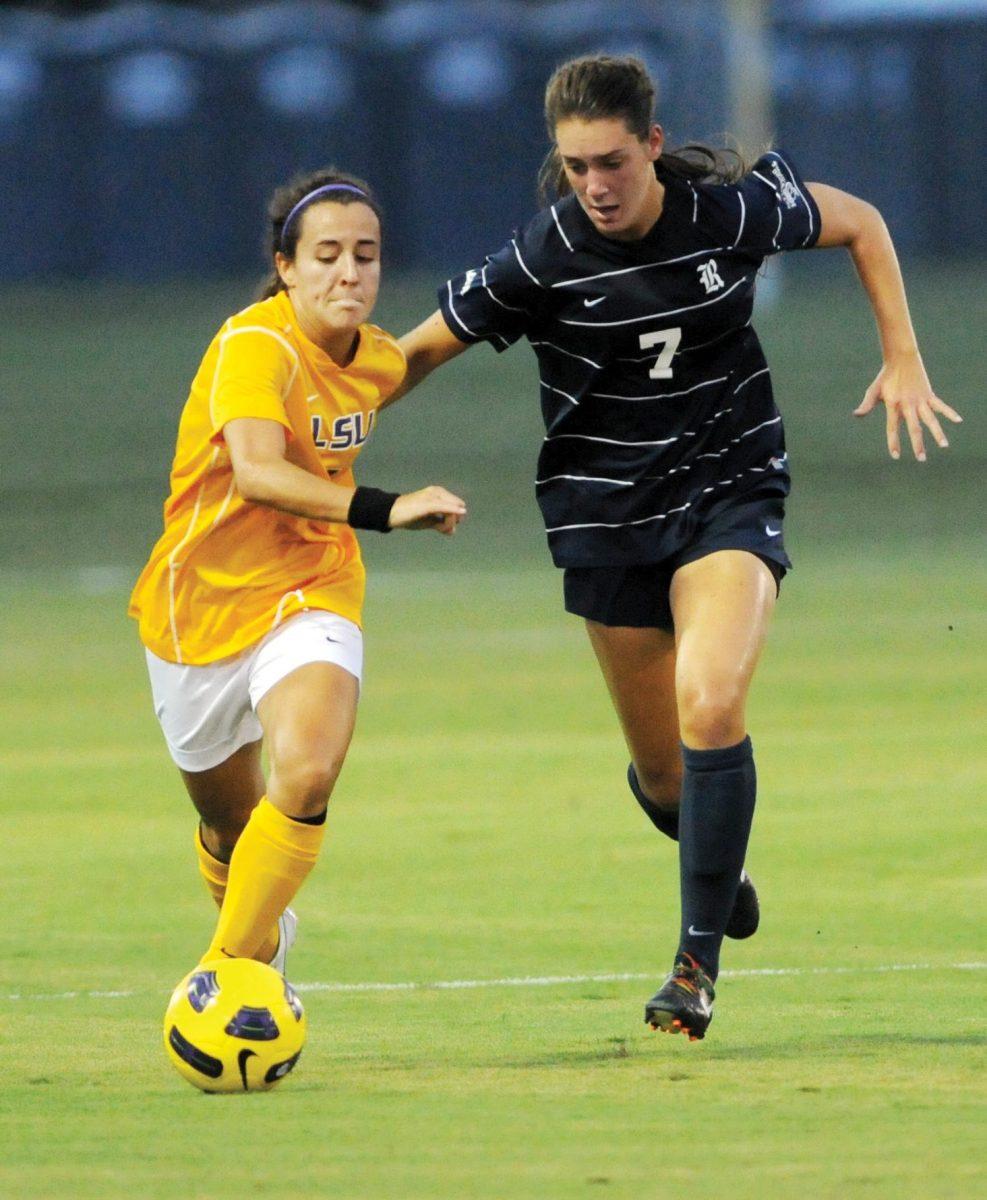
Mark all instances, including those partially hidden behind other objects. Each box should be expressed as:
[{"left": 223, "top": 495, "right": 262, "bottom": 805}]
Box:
[{"left": 163, "top": 958, "right": 306, "bottom": 1093}]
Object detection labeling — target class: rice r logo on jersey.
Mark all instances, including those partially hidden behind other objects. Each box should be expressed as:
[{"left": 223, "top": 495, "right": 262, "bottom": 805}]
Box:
[
  {"left": 770, "top": 161, "right": 798, "bottom": 209},
  {"left": 697, "top": 259, "right": 724, "bottom": 294}
]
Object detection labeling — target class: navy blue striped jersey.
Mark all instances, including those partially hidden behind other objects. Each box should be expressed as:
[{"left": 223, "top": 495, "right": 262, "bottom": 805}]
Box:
[{"left": 438, "top": 150, "right": 821, "bottom": 567}]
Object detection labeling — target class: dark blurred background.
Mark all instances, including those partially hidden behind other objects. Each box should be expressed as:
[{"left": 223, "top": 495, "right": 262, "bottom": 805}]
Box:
[
  {"left": 0, "top": 0, "right": 983, "bottom": 581},
  {"left": 2, "top": 0, "right": 986, "bottom": 278}
]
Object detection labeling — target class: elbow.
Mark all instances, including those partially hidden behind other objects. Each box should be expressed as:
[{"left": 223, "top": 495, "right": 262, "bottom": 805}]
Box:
[
  {"left": 849, "top": 200, "right": 887, "bottom": 251},
  {"left": 232, "top": 460, "right": 273, "bottom": 506}
]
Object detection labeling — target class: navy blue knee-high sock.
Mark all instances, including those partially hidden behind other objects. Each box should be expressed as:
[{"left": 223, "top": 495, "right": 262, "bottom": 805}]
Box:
[
  {"left": 678, "top": 737, "right": 756, "bottom": 979},
  {"left": 627, "top": 763, "right": 679, "bottom": 841}
]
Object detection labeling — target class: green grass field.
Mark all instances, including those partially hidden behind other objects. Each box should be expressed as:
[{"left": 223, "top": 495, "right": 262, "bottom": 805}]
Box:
[{"left": 0, "top": 264, "right": 984, "bottom": 1197}]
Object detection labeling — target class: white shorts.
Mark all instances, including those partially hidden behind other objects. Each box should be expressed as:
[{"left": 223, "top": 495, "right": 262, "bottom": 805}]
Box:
[{"left": 145, "top": 610, "right": 363, "bottom": 773}]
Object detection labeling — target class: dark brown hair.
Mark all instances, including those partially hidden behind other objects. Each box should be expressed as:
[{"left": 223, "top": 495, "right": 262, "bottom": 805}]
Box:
[
  {"left": 538, "top": 54, "right": 753, "bottom": 205},
  {"left": 258, "top": 167, "right": 383, "bottom": 300}
]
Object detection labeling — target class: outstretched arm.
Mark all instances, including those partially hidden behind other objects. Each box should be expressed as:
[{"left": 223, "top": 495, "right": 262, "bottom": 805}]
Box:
[
  {"left": 381, "top": 310, "right": 470, "bottom": 410},
  {"left": 224, "top": 417, "right": 466, "bottom": 534},
  {"left": 807, "top": 182, "right": 962, "bottom": 461}
]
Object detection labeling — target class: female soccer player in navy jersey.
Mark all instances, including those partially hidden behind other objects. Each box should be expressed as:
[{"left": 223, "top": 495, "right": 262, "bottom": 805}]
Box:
[{"left": 393, "top": 55, "right": 961, "bottom": 1040}]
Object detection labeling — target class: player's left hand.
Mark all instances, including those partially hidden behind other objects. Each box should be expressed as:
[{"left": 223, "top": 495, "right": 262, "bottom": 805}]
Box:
[
  {"left": 388, "top": 485, "right": 467, "bottom": 534},
  {"left": 854, "top": 352, "right": 962, "bottom": 462}
]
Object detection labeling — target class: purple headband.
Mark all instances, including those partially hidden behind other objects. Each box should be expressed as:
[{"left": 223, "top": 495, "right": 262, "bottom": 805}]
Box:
[{"left": 280, "top": 183, "right": 369, "bottom": 251}]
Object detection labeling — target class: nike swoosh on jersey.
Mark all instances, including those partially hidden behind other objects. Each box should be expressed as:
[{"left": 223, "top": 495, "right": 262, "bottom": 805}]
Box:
[
  {"left": 583, "top": 296, "right": 605, "bottom": 307},
  {"left": 687, "top": 925, "right": 715, "bottom": 936},
  {"left": 765, "top": 525, "right": 781, "bottom": 537}
]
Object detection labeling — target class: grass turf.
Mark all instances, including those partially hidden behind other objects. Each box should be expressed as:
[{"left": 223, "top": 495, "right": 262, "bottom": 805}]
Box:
[
  {"left": 1, "top": 263, "right": 983, "bottom": 1195},
  {"left": 0, "top": 556, "right": 984, "bottom": 1199}
]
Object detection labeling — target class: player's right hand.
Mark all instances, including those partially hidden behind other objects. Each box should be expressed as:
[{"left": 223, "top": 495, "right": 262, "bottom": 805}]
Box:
[{"left": 389, "top": 486, "right": 467, "bottom": 534}]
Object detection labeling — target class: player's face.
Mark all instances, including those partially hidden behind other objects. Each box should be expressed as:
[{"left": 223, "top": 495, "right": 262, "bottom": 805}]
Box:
[
  {"left": 276, "top": 200, "right": 381, "bottom": 356},
  {"left": 555, "top": 116, "right": 664, "bottom": 241}
]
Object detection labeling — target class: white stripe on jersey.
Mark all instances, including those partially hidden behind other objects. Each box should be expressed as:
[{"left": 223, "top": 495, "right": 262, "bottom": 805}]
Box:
[
  {"left": 734, "top": 192, "right": 747, "bottom": 248},
  {"left": 751, "top": 170, "right": 777, "bottom": 192},
  {"left": 545, "top": 454, "right": 783, "bottom": 533},
  {"left": 530, "top": 340, "right": 603, "bottom": 370},
  {"left": 558, "top": 276, "right": 749, "bottom": 328},
  {"left": 536, "top": 473, "right": 635, "bottom": 487},
  {"left": 733, "top": 366, "right": 770, "bottom": 394},
  {"left": 446, "top": 280, "right": 510, "bottom": 349},
  {"left": 481, "top": 265, "right": 529, "bottom": 313},
  {"left": 546, "top": 501, "right": 693, "bottom": 533},
  {"left": 551, "top": 246, "right": 732, "bottom": 289},
  {"left": 544, "top": 409, "right": 771, "bottom": 457},
  {"left": 540, "top": 380, "right": 579, "bottom": 405},
  {"left": 545, "top": 432, "right": 679, "bottom": 448},
  {"left": 737, "top": 415, "right": 782, "bottom": 439},
  {"left": 695, "top": 413, "right": 781, "bottom": 461},
  {"left": 689, "top": 183, "right": 699, "bottom": 223},
  {"left": 512, "top": 240, "right": 545, "bottom": 287},
  {"left": 551, "top": 205, "right": 575, "bottom": 252},
  {"left": 589, "top": 377, "right": 728, "bottom": 402},
  {"left": 445, "top": 280, "right": 481, "bottom": 339}
]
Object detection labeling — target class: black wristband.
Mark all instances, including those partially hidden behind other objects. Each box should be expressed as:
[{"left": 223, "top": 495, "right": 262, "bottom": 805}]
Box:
[{"left": 348, "top": 486, "right": 399, "bottom": 532}]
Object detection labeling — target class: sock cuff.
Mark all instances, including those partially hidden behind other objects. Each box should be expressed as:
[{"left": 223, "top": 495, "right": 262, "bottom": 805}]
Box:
[
  {"left": 195, "top": 826, "right": 229, "bottom": 882},
  {"left": 253, "top": 797, "right": 325, "bottom": 864},
  {"left": 681, "top": 735, "right": 753, "bottom": 773}
]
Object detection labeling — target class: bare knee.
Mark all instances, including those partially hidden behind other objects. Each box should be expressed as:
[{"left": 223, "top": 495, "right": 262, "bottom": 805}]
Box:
[
  {"left": 268, "top": 750, "right": 344, "bottom": 818},
  {"left": 677, "top": 682, "right": 747, "bottom": 749},
  {"left": 633, "top": 759, "right": 682, "bottom": 809},
  {"left": 200, "top": 814, "right": 250, "bottom": 862}
]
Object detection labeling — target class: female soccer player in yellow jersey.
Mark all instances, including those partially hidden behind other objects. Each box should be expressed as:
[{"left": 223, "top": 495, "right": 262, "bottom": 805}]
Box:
[{"left": 129, "top": 169, "right": 466, "bottom": 976}]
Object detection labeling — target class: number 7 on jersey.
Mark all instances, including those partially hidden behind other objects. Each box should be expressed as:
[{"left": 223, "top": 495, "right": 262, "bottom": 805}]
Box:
[{"left": 639, "top": 326, "right": 682, "bottom": 380}]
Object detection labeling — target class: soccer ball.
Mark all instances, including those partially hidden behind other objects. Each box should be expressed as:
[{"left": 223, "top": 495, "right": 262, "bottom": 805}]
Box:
[{"left": 163, "top": 958, "right": 306, "bottom": 1093}]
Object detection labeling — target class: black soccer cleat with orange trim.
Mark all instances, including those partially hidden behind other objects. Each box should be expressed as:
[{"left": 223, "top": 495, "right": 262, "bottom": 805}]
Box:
[
  {"left": 644, "top": 953, "right": 716, "bottom": 1041},
  {"left": 725, "top": 869, "right": 759, "bottom": 940}
]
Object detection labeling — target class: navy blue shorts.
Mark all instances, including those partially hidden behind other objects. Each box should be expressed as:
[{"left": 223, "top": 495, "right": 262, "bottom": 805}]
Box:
[{"left": 563, "top": 492, "right": 789, "bottom": 631}]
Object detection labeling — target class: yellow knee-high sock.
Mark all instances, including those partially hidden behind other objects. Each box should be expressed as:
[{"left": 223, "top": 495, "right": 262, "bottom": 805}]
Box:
[
  {"left": 201, "top": 798, "right": 324, "bottom": 964},
  {"left": 195, "top": 826, "right": 279, "bottom": 964},
  {"left": 195, "top": 826, "right": 229, "bottom": 906}
]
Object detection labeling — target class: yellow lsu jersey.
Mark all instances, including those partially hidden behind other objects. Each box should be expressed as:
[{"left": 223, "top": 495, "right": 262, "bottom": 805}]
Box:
[{"left": 129, "top": 290, "right": 405, "bottom": 664}]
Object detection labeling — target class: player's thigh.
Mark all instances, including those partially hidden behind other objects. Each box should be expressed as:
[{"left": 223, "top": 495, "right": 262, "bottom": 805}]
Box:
[
  {"left": 256, "top": 662, "right": 359, "bottom": 804},
  {"left": 179, "top": 738, "right": 266, "bottom": 842},
  {"left": 585, "top": 621, "right": 682, "bottom": 788},
  {"left": 669, "top": 549, "right": 776, "bottom": 743}
]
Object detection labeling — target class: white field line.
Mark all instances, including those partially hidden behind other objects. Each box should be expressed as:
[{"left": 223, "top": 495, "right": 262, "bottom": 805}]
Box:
[{"left": 3, "top": 962, "right": 984, "bottom": 1004}]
